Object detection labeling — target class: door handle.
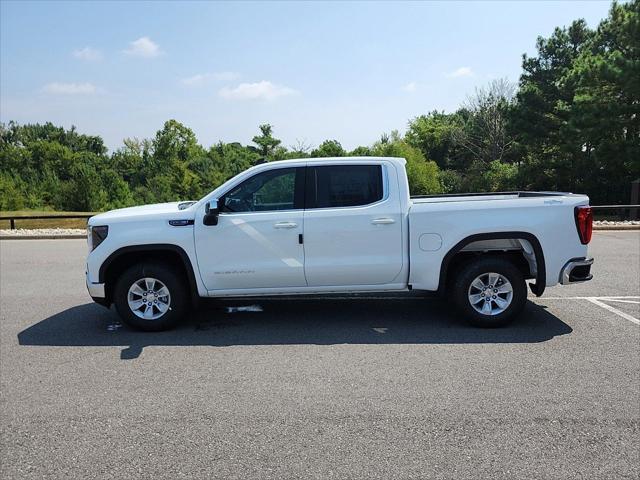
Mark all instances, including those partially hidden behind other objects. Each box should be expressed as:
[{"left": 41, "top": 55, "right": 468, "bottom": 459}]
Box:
[
  {"left": 274, "top": 221, "right": 298, "bottom": 229},
  {"left": 371, "top": 217, "right": 395, "bottom": 225}
]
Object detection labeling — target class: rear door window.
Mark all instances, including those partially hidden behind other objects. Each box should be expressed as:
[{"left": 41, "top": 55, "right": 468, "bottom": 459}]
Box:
[{"left": 307, "top": 165, "right": 383, "bottom": 209}]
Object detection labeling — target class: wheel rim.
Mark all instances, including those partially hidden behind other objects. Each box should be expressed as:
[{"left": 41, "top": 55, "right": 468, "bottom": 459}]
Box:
[
  {"left": 467, "top": 272, "right": 513, "bottom": 316},
  {"left": 127, "top": 277, "right": 171, "bottom": 320}
]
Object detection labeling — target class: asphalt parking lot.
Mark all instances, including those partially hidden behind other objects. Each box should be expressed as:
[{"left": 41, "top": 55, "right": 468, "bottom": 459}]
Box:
[{"left": 1, "top": 231, "right": 638, "bottom": 479}]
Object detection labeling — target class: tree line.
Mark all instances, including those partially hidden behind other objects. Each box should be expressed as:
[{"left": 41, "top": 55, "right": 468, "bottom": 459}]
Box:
[{"left": 0, "top": 0, "right": 637, "bottom": 211}]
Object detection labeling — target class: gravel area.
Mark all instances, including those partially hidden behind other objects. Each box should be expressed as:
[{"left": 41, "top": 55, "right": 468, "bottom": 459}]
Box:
[
  {"left": 0, "top": 228, "right": 86, "bottom": 237},
  {"left": 594, "top": 220, "right": 640, "bottom": 225}
]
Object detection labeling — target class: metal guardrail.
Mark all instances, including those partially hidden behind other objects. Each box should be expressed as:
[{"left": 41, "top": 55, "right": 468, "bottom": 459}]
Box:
[
  {"left": 591, "top": 205, "right": 640, "bottom": 220},
  {"left": 0, "top": 204, "right": 638, "bottom": 230},
  {"left": 591, "top": 205, "right": 639, "bottom": 208},
  {"left": 0, "top": 214, "right": 93, "bottom": 230}
]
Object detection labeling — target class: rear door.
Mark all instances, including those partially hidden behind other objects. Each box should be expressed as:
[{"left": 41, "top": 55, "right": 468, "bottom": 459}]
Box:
[{"left": 302, "top": 163, "right": 404, "bottom": 286}]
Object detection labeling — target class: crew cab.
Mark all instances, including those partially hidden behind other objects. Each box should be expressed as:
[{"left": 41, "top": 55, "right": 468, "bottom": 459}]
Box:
[{"left": 86, "top": 157, "right": 594, "bottom": 331}]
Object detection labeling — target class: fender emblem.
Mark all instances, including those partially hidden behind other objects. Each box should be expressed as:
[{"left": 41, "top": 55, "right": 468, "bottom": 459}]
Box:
[{"left": 214, "top": 270, "right": 255, "bottom": 275}]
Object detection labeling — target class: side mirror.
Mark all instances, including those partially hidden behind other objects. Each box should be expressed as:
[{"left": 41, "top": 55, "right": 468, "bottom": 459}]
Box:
[{"left": 203, "top": 198, "right": 221, "bottom": 226}]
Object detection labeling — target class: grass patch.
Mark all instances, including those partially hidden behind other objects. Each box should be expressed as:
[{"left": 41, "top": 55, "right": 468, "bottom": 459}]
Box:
[{"left": 0, "top": 211, "right": 97, "bottom": 230}]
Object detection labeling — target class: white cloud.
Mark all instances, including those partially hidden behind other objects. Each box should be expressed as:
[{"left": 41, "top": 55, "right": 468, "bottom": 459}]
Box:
[
  {"left": 402, "top": 81, "right": 418, "bottom": 93},
  {"left": 182, "top": 72, "right": 240, "bottom": 86},
  {"left": 73, "top": 46, "right": 102, "bottom": 61},
  {"left": 218, "top": 81, "right": 298, "bottom": 101},
  {"left": 123, "top": 36, "right": 162, "bottom": 58},
  {"left": 41, "top": 82, "right": 98, "bottom": 95},
  {"left": 447, "top": 66, "right": 474, "bottom": 78}
]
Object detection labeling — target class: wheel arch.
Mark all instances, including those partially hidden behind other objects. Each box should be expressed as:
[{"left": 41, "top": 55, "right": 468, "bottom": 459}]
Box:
[
  {"left": 99, "top": 244, "right": 199, "bottom": 306},
  {"left": 438, "top": 231, "right": 546, "bottom": 297}
]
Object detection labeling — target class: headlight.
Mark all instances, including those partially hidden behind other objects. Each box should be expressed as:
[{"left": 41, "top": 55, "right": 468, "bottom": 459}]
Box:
[{"left": 88, "top": 225, "right": 109, "bottom": 251}]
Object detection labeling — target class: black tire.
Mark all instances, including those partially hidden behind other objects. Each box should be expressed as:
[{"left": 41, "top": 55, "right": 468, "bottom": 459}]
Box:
[
  {"left": 113, "top": 262, "right": 189, "bottom": 331},
  {"left": 452, "top": 256, "right": 527, "bottom": 328}
]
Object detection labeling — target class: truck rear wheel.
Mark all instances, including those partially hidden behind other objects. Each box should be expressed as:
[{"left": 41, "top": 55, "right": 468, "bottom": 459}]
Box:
[
  {"left": 452, "top": 256, "right": 527, "bottom": 328},
  {"left": 113, "top": 262, "right": 188, "bottom": 331}
]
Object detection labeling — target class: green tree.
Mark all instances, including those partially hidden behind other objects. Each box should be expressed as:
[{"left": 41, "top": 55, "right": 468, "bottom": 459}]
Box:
[
  {"left": 510, "top": 19, "right": 597, "bottom": 194},
  {"left": 0, "top": 172, "right": 25, "bottom": 210},
  {"left": 567, "top": 0, "right": 640, "bottom": 203},
  {"left": 287, "top": 139, "right": 312, "bottom": 158},
  {"left": 510, "top": 2, "right": 639, "bottom": 203},
  {"left": 406, "top": 111, "right": 463, "bottom": 169},
  {"left": 371, "top": 132, "right": 441, "bottom": 195},
  {"left": 251, "top": 124, "right": 281, "bottom": 161},
  {"left": 111, "top": 137, "right": 151, "bottom": 188},
  {"left": 311, "top": 139, "right": 346, "bottom": 158},
  {"left": 60, "top": 161, "right": 108, "bottom": 211},
  {"left": 462, "top": 160, "right": 519, "bottom": 193},
  {"left": 2, "top": 4, "right": 638, "bottom": 217},
  {"left": 349, "top": 145, "right": 372, "bottom": 156},
  {"left": 438, "top": 169, "right": 463, "bottom": 194},
  {"left": 151, "top": 120, "right": 205, "bottom": 200},
  {"left": 455, "top": 79, "right": 517, "bottom": 166}
]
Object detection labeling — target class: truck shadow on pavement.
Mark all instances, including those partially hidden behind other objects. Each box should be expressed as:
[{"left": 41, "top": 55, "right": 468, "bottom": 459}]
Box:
[
  {"left": 18, "top": 296, "right": 572, "bottom": 360},
  {"left": 18, "top": 297, "right": 572, "bottom": 360}
]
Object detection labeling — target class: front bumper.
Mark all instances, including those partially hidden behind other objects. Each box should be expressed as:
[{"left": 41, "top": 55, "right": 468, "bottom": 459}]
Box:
[
  {"left": 86, "top": 272, "right": 106, "bottom": 298},
  {"left": 560, "top": 257, "right": 594, "bottom": 285}
]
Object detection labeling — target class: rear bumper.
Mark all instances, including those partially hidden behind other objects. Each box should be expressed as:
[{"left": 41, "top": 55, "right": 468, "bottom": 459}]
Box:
[{"left": 560, "top": 257, "right": 594, "bottom": 285}]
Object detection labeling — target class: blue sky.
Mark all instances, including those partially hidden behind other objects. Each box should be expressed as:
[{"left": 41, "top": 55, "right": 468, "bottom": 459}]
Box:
[{"left": 1, "top": 1, "right": 612, "bottom": 151}]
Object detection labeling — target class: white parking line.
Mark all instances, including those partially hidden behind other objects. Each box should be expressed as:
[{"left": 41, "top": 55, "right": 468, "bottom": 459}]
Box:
[
  {"left": 538, "top": 296, "right": 640, "bottom": 300},
  {"left": 526, "top": 296, "right": 640, "bottom": 325},
  {"left": 584, "top": 297, "right": 640, "bottom": 325},
  {"left": 598, "top": 299, "right": 640, "bottom": 305}
]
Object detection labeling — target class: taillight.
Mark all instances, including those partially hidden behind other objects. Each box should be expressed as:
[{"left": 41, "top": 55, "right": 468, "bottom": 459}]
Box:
[{"left": 574, "top": 206, "right": 593, "bottom": 245}]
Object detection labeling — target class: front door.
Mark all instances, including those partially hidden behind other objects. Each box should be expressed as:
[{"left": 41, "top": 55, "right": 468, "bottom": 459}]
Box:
[{"left": 195, "top": 167, "right": 307, "bottom": 291}]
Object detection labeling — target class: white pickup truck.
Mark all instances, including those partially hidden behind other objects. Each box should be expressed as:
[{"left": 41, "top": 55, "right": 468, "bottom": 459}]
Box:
[{"left": 86, "top": 157, "right": 594, "bottom": 331}]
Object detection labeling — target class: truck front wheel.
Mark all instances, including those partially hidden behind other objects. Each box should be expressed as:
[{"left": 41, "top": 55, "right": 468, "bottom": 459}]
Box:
[
  {"left": 113, "top": 262, "right": 188, "bottom": 331},
  {"left": 452, "top": 257, "right": 527, "bottom": 328}
]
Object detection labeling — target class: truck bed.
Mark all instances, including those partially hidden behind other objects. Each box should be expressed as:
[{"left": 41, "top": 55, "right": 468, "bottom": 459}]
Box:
[
  {"left": 411, "top": 191, "right": 572, "bottom": 204},
  {"left": 406, "top": 190, "right": 590, "bottom": 291}
]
